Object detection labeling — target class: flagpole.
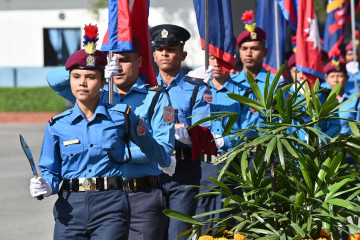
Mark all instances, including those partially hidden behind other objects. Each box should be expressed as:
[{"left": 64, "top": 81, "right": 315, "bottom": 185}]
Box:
[
  {"left": 107, "top": 52, "right": 114, "bottom": 104},
  {"left": 350, "top": 0, "right": 358, "bottom": 95},
  {"left": 205, "top": 0, "right": 209, "bottom": 70},
  {"left": 274, "top": 0, "right": 280, "bottom": 70}
]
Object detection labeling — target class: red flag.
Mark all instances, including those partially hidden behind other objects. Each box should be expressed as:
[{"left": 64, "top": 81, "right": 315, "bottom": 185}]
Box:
[
  {"left": 188, "top": 125, "right": 218, "bottom": 160},
  {"left": 295, "top": 0, "right": 324, "bottom": 86},
  {"left": 101, "top": 0, "right": 157, "bottom": 85}
]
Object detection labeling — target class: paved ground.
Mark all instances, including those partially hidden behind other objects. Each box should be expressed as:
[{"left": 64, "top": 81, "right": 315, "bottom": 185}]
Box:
[{"left": 0, "top": 123, "right": 57, "bottom": 240}]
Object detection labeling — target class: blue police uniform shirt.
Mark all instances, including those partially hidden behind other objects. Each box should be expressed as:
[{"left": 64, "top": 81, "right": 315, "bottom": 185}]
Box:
[
  {"left": 345, "top": 71, "right": 360, "bottom": 95},
  {"left": 283, "top": 84, "right": 341, "bottom": 141},
  {"left": 337, "top": 91, "right": 357, "bottom": 135},
  {"left": 46, "top": 67, "right": 174, "bottom": 179},
  {"left": 231, "top": 67, "right": 277, "bottom": 95},
  {"left": 231, "top": 68, "right": 277, "bottom": 130},
  {"left": 157, "top": 71, "right": 210, "bottom": 149},
  {"left": 39, "top": 101, "right": 171, "bottom": 194},
  {"left": 208, "top": 78, "right": 244, "bottom": 152}
]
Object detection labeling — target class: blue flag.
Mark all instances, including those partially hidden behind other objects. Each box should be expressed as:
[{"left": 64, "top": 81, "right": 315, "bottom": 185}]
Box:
[
  {"left": 257, "top": 0, "right": 286, "bottom": 74},
  {"left": 193, "top": 0, "right": 235, "bottom": 72}
]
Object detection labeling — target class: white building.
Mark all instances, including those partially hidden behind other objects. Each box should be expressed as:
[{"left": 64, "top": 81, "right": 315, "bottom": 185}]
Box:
[{"left": 0, "top": 0, "right": 255, "bottom": 87}]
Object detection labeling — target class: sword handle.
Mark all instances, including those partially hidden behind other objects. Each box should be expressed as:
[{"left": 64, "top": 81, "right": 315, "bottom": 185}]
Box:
[{"left": 34, "top": 175, "right": 44, "bottom": 201}]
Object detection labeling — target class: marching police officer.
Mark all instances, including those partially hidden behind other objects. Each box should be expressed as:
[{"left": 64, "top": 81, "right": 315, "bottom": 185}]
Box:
[
  {"left": 46, "top": 36, "right": 175, "bottom": 240},
  {"left": 323, "top": 58, "right": 357, "bottom": 135},
  {"left": 29, "top": 24, "right": 173, "bottom": 240},
  {"left": 150, "top": 24, "right": 210, "bottom": 240}
]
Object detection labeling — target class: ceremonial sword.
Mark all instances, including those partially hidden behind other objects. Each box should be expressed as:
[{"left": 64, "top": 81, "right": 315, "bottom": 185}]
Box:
[{"left": 19, "top": 134, "right": 43, "bottom": 200}]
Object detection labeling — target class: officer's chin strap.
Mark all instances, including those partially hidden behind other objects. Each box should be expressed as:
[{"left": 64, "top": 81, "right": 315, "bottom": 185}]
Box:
[{"left": 106, "top": 110, "right": 132, "bottom": 164}]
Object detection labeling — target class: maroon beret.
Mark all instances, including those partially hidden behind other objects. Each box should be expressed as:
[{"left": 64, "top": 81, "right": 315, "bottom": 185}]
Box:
[
  {"left": 65, "top": 49, "right": 107, "bottom": 70},
  {"left": 287, "top": 53, "right": 295, "bottom": 68},
  {"left": 323, "top": 60, "right": 346, "bottom": 75},
  {"left": 236, "top": 27, "right": 267, "bottom": 47}
]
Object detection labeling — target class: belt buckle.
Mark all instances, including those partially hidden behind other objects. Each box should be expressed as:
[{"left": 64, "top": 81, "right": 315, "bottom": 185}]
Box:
[
  {"left": 122, "top": 179, "right": 131, "bottom": 191},
  {"left": 79, "top": 177, "right": 97, "bottom": 191}
]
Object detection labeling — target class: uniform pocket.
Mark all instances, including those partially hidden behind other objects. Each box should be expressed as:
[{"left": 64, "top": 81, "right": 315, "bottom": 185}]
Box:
[{"left": 101, "top": 137, "right": 125, "bottom": 163}]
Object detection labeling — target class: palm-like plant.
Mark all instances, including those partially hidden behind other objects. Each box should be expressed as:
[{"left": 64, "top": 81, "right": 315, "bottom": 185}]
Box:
[{"left": 164, "top": 66, "right": 360, "bottom": 240}]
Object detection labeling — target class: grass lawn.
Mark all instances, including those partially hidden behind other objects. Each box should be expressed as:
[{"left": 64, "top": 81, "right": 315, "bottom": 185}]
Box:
[{"left": 0, "top": 87, "right": 66, "bottom": 112}]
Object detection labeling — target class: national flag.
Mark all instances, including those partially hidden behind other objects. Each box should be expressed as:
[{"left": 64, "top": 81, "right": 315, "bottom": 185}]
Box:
[
  {"left": 101, "top": 0, "right": 157, "bottom": 85},
  {"left": 296, "top": 0, "right": 324, "bottom": 85},
  {"left": 193, "top": 0, "right": 235, "bottom": 73},
  {"left": 276, "top": 0, "right": 298, "bottom": 30},
  {"left": 256, "top": 0, "right": 287, "bottom": 74},
  {"left": 323, "top": 0, "right": 360, "bottom": 59}
]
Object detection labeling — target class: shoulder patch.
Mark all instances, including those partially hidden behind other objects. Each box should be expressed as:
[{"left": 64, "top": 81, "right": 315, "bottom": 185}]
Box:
[
  {"left": 183, "top": 76, "right": 204, "bottom": 85},
  {"left": 109, "top": 104, "right": 131, "bottom": 114},
  {"left": 49, "top": 109, "right": 72, "bottom": 125},
  {"left": 146, "top": 85, "right": 166, "bottom": 92}
]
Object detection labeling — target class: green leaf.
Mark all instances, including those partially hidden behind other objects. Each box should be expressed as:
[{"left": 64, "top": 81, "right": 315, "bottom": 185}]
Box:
[
  {"left": 325, "top": 152, "right": 343, "bottom": 182},
  {"left": 326, "top": 198, "right": 359, "bottom": 211},
  {"left": 240, "top": 152, "right": 251, "bottom": 182},
  {"left": 246, "top": 71, "right": 265, "bottom": 107},
  {"left": 349, "top": 121, "right": 360, "bottom": 136},
  {"left": 162, "top": 209, "right": 203, "bottom": 225},
  {"left": 223, "top": 114, "right": 239, "bottom": 135},
  {"left": 276, "top": 136, "right": 285, "bottom": 169},
  {"left": 264, "top": 137, "right": 277, "bottom": 163},
  {"left": 280, "top": 138, "right": 299, "bottom": 158},
  {"left": 244, "top": 134, "right": 274, "bottom": 148},
  {"left": 228, "top": 93, "right": 266, "bottom": 115},
  {"left": 290, "top": 221, "right": 306, "bottom": 238},
  {"left": 314, "top": 157, "right": 331, "bottom": 193}
]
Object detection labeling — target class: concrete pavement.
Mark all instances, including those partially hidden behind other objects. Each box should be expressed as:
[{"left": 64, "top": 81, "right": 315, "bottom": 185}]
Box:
[{"left": 0, "top": 123, "right": 56, "bottom": 240}]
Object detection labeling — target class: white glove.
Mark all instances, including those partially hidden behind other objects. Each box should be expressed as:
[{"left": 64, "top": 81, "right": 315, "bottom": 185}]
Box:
[
  {"left": 204, "top": 66, "right": 214, "bottom": 85},
  {"left": 175, "top": 127, "right": 192, "bottom": 145},
  {"left": 30, "top": 177, "right": 52, "bottom": 198},
  {"left": 187, "top": 66, "right": 206, "bottom": 79},
  {"left": 105, "top": 55, "right": 119, "bottom": 79},
  {"left": 346, "top": 61, "right": 359, "bottom": 75},
  {"left": 212, "top": 133, "right": 225, "bottom": 149},
  {"left": 159, "top": 156, "right": 176, "bottom": 176}
]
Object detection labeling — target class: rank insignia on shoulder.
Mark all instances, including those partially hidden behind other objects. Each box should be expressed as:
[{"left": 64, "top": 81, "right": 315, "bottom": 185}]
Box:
[
  {"left": 246, "top": 88, "right": 253, "bottom": 93},
  {"left": 149, "top": 85, "right": 158, "bottom": 91},
  {"left": 163, "top": 106, "right": 175, "bottom": 123},
  {"left": 63, "top": 139, "right": 80, "bottom": 146},
  {"left": 203, "top": 88, "right": 213, "bottom": 104},
  {"left": 136, "top": 118, "right": 146, "bottom": 136}
]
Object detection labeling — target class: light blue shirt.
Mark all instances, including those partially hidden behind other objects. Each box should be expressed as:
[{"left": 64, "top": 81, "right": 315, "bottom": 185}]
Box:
[
  {"left": 208, "top": 78, "right": 244, "bottom": 152},
  {"left": 46, "top": 67, "right": 174, "bottom": 179},
  {"left": 157, "top": 71, "right": 210, "bottom": 149},
  {"left": 39, "top": 101, "right": 171, "bottom": 194},
  {"left": 338, "top": 91, "right": 357, "bottom": 135}
]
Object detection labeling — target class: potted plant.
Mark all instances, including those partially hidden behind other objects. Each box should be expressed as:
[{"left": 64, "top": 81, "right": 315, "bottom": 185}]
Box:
[{"left": 164, "top": 66, "right": 360, "bottom": 240}]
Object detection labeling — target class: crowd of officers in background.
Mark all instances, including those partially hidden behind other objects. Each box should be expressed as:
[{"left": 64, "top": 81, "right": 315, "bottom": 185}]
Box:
[{"left": 29, "top": 21, "right": 360, "bottom": 240}]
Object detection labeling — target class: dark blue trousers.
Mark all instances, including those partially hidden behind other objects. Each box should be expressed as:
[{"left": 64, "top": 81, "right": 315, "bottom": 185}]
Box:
[
  {"left": 196, "top": 161, "right": 224, "bottom": 233},
  {"left": 53, "top": 190, "right": 130, "bottom": 240},
  {"left": 160, "top": 159, "right": 201, "bottom": 240},
  {"left": 127, "top": 187, "right": 167, "bottom": 240}
]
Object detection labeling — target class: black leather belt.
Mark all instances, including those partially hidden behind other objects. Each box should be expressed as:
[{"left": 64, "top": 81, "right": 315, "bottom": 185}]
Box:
[
  {"left": 62, "top": 177, "right": 124, "bottom": 192},
  {"left": 123, "top": 176, "right": 160, "bottom": 192},
  {"left": 174, "top": 148, "right": 192, "bottom": 161}
]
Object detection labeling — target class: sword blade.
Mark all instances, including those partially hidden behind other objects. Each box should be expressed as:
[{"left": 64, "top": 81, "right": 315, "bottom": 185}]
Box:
[{"left": 19, "top": 134, "right": 38, "bottom": 177}]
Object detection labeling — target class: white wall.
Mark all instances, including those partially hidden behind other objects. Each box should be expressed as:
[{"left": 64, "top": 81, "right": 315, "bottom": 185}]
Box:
[{"left": 0, "top": 0, "right": 204, "bottom": 68}]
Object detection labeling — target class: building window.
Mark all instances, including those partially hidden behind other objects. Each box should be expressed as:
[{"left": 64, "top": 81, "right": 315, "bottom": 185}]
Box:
[{"left": 43, "top": 28, "right": 81, "bottom": 66}]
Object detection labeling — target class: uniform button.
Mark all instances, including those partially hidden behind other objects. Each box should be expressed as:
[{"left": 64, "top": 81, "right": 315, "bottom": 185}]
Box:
[
  {"left": 70, "top": 153, "right": 74, "bottom": 157},
  {"left": 120, "top": 99, "right": 123, "bottom": 102},
  {"left": 90, "top": 144, "right": 93, "bottom": 147},
  {"left": 217, "top": 109, "right": 219, "bottom": 111},
  {"left": 89, "top": 169, "right": 92, "bottom": 173},
  {"left": 217, "top": 129, "right": 219, "bottom": 131}
]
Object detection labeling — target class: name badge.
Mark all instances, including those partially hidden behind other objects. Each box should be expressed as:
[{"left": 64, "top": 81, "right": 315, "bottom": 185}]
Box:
[{"left": 63, "top": 139, "right": 80, "bottom": 146}]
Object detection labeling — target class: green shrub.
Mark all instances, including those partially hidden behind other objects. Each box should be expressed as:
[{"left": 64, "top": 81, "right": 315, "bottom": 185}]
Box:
[{"left": 0, "top": 87, "right": 66, "bottom": 112}]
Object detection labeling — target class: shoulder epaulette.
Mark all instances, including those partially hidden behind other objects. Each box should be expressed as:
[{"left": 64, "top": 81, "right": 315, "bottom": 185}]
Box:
[
  {"left": 183, "top": 76, "right": 204, "bottom": 85},
  {"left": 109, "top": 104, "right": 131, "bottom": 114},
  {"left": 146, "top": 85, "right": 166, "bottom": 92},
  {"left": 49, "top": 109, "right": 72, "bottom": 125},
  {"left": 278, "top": 80, "right": 288, "bottom": 87}
]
